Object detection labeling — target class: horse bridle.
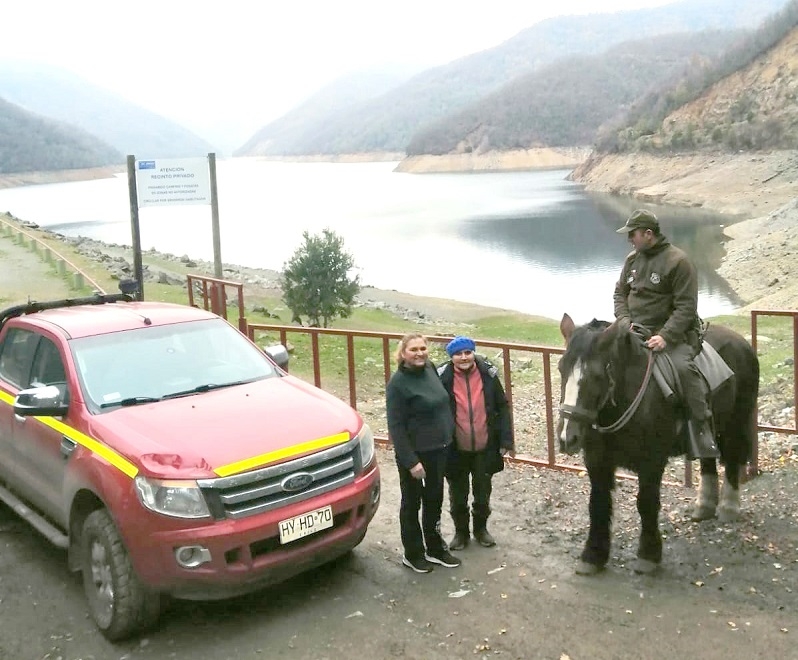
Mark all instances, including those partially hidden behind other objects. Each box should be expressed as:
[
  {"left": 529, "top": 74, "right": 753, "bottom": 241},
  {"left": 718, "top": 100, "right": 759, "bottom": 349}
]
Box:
[{"left": 559, "top": 349, "right": 655, "bottom": 434}]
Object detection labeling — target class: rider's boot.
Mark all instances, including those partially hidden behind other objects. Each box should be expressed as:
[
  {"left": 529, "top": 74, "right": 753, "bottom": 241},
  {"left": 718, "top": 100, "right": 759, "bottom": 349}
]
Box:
[
  {"left": 687, "top": 414, "right": 719, "bottom": 459},
  {"left": 683, "top": 362, "right": 719, "bottom": 460}
]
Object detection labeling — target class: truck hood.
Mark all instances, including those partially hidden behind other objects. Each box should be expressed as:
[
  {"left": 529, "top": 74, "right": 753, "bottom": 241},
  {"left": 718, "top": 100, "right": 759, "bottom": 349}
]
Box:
[{"left": 85, "top": 375, "right": 363, "bottom": 478}]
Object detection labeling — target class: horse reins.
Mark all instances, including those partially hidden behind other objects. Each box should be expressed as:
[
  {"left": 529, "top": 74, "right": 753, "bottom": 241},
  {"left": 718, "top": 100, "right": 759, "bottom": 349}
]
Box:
[{"left": 595, "top": 350, "right": 655, "bottom": 433}]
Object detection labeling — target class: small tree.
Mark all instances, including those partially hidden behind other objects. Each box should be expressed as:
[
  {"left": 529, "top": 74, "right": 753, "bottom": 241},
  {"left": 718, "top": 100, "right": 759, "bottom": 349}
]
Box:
[{"left": 281, "top": 228, "right": 360, "bottom": 328}]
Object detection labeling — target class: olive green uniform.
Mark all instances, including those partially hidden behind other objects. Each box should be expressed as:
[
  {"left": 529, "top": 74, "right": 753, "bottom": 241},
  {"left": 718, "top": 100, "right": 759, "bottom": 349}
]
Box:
[{"left": 613, "top": 235, "right": 710, "bottom": 422}]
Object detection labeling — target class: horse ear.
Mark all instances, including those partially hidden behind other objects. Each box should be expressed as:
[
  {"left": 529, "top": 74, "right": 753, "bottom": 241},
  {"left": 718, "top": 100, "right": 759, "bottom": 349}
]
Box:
[
  {"left": 560, "top": 313, "right": 575, "bottom": 344},
  {"left": 596, "top": 321, "right": 624, "bottom": 354},
  {"left": 596, "top": 324, "right": 614, "bottom": 352}
]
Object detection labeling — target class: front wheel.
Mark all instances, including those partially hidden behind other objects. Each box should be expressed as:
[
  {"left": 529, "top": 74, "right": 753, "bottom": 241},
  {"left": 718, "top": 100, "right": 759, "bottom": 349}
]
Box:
[{"left": 81, "top": 509, "right": 161, "bottom": 641}]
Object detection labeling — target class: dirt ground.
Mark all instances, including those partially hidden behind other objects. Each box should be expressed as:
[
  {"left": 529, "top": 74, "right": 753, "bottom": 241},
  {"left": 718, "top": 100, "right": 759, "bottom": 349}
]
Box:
[{"left": 0, "top": 448, "right": 796, "bottom": 660}]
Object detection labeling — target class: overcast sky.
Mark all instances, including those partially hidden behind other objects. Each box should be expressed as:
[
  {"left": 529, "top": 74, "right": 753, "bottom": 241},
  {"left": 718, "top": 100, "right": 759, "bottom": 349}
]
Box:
[{"left": 2, "top": 0, "right": 675, "bottom": 149}]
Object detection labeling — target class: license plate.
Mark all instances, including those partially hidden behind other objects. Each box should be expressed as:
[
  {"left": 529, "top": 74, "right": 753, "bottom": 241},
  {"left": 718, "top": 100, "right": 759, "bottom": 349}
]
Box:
[{"left": 278, "top": 505, "right": 334, "bottom": 544}]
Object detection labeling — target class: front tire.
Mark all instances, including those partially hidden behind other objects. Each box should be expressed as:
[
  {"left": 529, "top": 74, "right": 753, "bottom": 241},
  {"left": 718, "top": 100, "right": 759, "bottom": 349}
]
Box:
[{"left": 81, "top": 509, "right": 161, "bottom": 641}]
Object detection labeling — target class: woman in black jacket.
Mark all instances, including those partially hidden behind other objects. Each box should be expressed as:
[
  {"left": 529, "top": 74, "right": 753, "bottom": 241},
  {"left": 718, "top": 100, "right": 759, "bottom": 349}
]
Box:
[{"left": 386, "top": 333, "right": 461, "bottom": 573}]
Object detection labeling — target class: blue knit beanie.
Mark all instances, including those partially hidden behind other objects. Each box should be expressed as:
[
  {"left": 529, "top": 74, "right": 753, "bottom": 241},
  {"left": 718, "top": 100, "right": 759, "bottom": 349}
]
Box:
[{"left": 446, "top": 336, "right": 476, "bottom": 357}]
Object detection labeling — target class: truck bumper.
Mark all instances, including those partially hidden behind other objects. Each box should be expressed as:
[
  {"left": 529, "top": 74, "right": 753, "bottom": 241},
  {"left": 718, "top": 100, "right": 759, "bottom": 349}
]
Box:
[{"left": 127, "top": 463, "right": 380, "bottom": 599}]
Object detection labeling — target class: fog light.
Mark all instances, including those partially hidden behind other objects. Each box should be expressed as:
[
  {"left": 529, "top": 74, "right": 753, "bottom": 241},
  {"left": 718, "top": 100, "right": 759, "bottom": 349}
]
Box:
[
  {"left": 371, "top": 482, "right": 381, "bottom": 506},
  {"left": 175, "top": 545, "right": 212, "bottom": 568}
]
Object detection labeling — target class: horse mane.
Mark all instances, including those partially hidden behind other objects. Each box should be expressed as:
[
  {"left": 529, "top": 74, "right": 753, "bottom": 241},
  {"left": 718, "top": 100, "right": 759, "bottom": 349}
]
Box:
[
  {"left": 563, "top": 318, "right": 650, "bottom": 376},
  {"left": 561, "top": 318, "right": 613, "bottom": 375}
]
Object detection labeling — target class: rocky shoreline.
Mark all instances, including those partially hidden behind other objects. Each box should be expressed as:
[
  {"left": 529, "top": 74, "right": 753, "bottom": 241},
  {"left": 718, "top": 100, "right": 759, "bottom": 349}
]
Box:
[
  {"left": 395, "top": 146, "right": 591, "bottom": 173},
  {"left": 11, "top": 219, "right": 484, "bottom": 326}
]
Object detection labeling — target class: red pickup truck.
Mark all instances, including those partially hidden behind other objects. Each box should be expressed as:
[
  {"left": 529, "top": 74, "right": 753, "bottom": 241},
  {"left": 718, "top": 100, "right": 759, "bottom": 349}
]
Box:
[{"left": 0, "top": 294, "right": 380, "bottom": 640}]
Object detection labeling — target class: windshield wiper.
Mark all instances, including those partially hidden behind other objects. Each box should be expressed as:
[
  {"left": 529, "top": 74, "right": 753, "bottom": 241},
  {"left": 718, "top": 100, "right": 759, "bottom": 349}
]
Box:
[
  {"left": 100, "top": 395, "right": 162, "bottom": 409},
  {"left": 162, "top": 381, "right": 249, "bottom": 400}
]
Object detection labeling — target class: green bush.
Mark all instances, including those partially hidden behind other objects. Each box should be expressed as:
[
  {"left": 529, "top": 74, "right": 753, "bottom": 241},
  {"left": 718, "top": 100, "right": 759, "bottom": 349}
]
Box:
[{"left": 280, "top": 228, "right": 360, "bottom": 328}]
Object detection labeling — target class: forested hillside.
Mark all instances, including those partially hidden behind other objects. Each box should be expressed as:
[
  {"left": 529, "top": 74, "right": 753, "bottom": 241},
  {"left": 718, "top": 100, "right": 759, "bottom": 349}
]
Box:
[
  {"left": 235, "top": 70, "right": 413, "bottom": 157},
  {"left": 594, "top": 0, "right": 798, "bottom": 153},
  {"left": 0, "top": 97, "right": 121, "bottom": 174},
  {"left": 405, "top": 31, "right": 740, "bottom": 156},
  {"left": 0, "top": 61, "right": 214, "bottom": 162},
  {"left": 237, "top": 0, "right": 788, "bottom": 156}
]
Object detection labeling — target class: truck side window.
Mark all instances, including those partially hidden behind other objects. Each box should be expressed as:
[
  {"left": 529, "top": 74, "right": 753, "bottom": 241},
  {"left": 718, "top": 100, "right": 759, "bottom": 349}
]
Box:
[
  {"left": 0, "top": 328, "right": 40, "bottom": 388},
  {"left": 30, "top": 337, "right": 67, "bottom": 387}
]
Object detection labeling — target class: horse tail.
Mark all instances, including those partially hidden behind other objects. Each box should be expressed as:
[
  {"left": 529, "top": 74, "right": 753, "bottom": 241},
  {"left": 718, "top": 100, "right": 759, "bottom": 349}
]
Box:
[
  {"left": 707, "top": 325, "right": 760, "bottom": 468},
  {"left": 724, "top": 338, "right": 760, "bottom": 467}
]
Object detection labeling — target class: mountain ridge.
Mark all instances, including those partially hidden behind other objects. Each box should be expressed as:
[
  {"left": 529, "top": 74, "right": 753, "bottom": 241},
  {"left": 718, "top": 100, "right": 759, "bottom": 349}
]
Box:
[
  {"left": 237, "top": 0, "right": 788, "bottom": 157},
  {"left": 0, "top": 60, "right": 216, "bottom": 162}
]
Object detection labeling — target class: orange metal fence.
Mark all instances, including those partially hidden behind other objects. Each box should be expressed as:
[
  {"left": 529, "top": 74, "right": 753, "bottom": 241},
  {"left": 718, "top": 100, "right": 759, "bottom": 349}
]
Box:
[
  {"left": 187, "top": 274, "right": 247, "bottom": 334},
  {"left": 750, "top": 309, "right": 798, "bottom": 475},
  {"left": 244, "top": 322, "right": 618, "bottom": 477},
  {"left": 185, "top": 271, "right": 796, "bottom": 486}
]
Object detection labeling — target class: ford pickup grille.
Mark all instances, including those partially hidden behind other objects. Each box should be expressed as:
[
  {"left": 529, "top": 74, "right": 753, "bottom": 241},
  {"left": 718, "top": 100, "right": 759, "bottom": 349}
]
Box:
[{"left": 197, "top": 437, "right": 360, "bottom": 519}]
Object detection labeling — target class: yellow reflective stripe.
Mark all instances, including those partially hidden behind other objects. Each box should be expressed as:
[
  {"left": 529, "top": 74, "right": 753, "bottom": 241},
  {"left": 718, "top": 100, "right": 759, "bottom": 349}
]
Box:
[
  {"left": 0, "top": 393, "right": 138, "bottom": 478},
  {"left": 40, "top": 416, "right": 139, "bottom": 478},
  {"left": 215, "top": 432, "right": 351, "bottom": 477}
]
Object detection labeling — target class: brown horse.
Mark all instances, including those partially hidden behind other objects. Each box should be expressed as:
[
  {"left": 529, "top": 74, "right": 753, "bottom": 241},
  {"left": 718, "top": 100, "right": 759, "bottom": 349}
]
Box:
[{"left": 557, "top": 314, "right": 759, "bottom": 575}]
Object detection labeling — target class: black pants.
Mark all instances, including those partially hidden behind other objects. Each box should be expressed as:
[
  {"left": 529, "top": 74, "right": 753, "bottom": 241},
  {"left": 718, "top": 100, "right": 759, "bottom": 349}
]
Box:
[
  {"left": 447, "top": 450, "right": 493, "bottom": 532},
  {"left": 396, "top": 448, "right": 447, "bottom": 559}
]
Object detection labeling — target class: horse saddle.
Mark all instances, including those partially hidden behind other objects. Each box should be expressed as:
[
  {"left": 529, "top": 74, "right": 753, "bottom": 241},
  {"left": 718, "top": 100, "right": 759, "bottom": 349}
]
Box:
[{"left": 652, "top": 341, "right": 735, "bottom": 400}]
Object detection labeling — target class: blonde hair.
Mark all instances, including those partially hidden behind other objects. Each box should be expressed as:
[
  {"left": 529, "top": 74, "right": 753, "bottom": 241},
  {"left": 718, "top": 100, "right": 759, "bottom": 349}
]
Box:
[{"left": 395, "top": 333, "right": 426, "bottom": 367}]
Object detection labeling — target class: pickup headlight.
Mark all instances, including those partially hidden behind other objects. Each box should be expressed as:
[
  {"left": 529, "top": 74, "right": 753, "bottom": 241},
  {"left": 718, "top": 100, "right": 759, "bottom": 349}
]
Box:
[
  {"left": 355, "top": 423, "right": 375, "bottom": 470},
  {"left": 135, "top": 476, "right": 211, "bottom": 518}
]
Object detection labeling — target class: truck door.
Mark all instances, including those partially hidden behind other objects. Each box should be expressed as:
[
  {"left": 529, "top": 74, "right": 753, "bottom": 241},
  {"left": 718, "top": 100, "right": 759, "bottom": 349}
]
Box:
[
  {"left": 0, "top": 327, "right": 39, "bottom": 489},
  {"left": 12, "top": 333, "right": 73, "bottom": 526}
]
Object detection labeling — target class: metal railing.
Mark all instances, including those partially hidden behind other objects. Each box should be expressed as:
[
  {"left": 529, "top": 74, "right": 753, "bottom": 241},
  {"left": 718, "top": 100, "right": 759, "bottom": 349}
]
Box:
[
  {"left": 187, "top": 274, "right": 247, "bottom": 334},
  {"left": 179, "top": 271, "right": 797, "bottom": 486},
  {"left": 244, "top": 322, "right": 610, "bottom": 476},
  {"left": 750, "top": 309, "right": 798, "bottom": 475}
]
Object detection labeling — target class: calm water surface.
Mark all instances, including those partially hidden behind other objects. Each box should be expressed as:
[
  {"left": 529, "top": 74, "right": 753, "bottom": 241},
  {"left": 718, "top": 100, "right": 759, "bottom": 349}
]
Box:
[{"left": 0, "top": 160, "right": 741, "bottom": 321}]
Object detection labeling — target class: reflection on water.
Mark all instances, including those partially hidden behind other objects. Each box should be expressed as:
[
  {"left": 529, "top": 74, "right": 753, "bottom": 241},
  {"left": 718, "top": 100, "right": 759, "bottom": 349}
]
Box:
[{"left": 0, "top": 161, "right": 742, "bottom": 321}]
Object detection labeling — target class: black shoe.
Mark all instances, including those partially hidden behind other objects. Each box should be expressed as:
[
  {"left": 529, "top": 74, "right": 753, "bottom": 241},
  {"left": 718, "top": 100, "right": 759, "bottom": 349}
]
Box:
[
  {"left": 474, "top": 528, "right": 496, "bottom": 547},
  {"left": 449, "top": 530, "right": 469, "bottom": 551},
  {"left": 402, "top": 555, "right": 435, "bottom": 573},
  {"left": 425, "top": 550, "right": 462, "bottom": 567}
]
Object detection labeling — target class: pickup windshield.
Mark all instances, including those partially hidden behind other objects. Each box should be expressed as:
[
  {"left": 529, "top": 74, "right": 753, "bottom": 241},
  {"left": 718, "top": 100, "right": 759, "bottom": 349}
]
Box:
[{"left": 71, "top": 318, "right": 279, "bottom": 412}]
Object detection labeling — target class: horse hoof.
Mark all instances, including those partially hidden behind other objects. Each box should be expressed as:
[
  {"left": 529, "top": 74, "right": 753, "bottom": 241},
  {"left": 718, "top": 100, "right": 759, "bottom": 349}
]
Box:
[
  {"left": 575, "top": 561, "right": 603, "bottom": 576},
  {"left": 632, "top": 558, "right": 659, "bottom": 575},
  {"left": 690, "top": 505, "right": 717, "bottom": 521},
  {"left": 717, "top": 507, "right": 740, "bottom": 523}
]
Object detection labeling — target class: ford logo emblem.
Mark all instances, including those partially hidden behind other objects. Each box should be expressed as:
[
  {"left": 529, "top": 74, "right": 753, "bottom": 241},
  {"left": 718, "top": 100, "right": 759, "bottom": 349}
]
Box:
[{"left": 281, "top": 472, "right": 313, "bottom": 492}]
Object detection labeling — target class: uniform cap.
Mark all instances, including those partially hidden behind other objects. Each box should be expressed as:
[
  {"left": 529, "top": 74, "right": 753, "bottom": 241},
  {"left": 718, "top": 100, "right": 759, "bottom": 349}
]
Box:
[{"left": 615, "top": 209, "right": 659, "bottom": 233}]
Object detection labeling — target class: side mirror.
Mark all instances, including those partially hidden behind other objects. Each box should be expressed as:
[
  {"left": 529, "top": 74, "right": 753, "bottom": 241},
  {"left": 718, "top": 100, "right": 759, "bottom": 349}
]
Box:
[
  {"left": 264, "top": 344, "right": 290, "bottom": 369},
  {"left": 14, "top": 384, "right": 69, "bottom": 417}
]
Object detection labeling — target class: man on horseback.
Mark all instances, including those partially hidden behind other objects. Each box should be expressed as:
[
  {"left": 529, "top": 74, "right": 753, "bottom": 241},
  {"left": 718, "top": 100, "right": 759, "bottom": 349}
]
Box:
[{"left": 613, "top": 209, "right": 719, "bottom": 459}]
